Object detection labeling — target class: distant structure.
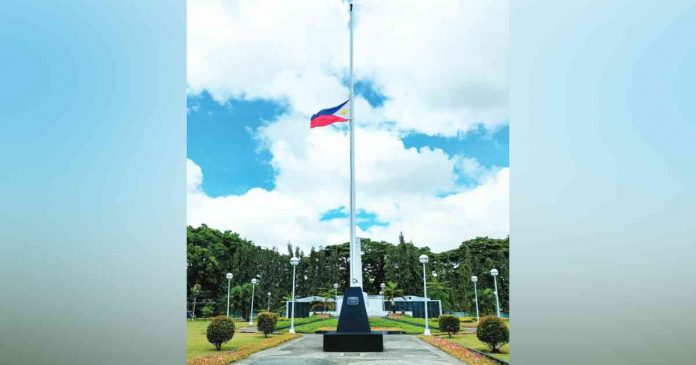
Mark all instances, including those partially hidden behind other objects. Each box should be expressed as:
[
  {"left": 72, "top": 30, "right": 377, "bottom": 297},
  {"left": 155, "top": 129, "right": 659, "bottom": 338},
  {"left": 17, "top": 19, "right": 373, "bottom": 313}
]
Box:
[
  {"left": 285, "top": 294, "right": 441, "bottom": 318},
  {"left": 386, "top": 295, "right": 443, "bottom": 318}
]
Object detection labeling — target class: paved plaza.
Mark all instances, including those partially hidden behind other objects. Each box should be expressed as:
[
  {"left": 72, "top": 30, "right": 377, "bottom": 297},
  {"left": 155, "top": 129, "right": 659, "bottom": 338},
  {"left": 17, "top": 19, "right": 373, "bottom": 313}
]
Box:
[{"left": 235, "top": 334, "right": 465, "bottom": 365}]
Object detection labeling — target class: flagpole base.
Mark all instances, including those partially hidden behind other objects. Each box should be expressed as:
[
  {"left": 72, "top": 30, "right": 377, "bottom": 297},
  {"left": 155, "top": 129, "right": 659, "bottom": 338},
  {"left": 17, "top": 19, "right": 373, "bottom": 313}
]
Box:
[
  {"left": 323, "top": 332, "right": 384, "bottom": 352},
  {"left": 323, "top": 286, "right": 383, "bottom": 352}
]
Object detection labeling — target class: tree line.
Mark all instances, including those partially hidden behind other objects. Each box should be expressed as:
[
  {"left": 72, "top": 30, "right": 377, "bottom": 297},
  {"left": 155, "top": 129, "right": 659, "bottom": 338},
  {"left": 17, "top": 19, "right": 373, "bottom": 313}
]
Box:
[{"left": 187, "top": 225, "right": 509, "bottom": 319}]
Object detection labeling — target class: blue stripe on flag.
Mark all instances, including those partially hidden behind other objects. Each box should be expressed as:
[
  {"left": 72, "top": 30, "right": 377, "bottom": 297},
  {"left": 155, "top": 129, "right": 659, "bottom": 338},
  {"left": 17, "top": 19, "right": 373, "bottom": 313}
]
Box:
[{"left": 311, "top": 100, "right": 349, "bottom": 120}]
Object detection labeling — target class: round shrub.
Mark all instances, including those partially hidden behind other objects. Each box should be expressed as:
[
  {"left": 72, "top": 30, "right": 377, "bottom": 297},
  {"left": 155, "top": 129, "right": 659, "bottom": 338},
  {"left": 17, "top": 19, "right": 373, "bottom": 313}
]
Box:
[
  {"left": 256, "top": 312, "right": 278, "bottom": 338},
  {"left": 438, "top": 315, "right": 460, "bottom": 338},
  {"left": 206, "top": 316, "right": 235, "bottom": 350},
  {"left": 476, "top": 316, "right": 509, "bottom": 352}
]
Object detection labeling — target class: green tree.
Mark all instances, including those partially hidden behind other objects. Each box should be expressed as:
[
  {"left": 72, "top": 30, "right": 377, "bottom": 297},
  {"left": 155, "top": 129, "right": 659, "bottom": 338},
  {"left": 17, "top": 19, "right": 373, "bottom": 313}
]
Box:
[
  {"left": 427, "top": 276, "right": 451, "bottom": 311},
  {"left": 190, "top": 283, "right": 202, "bottom": 319},
  {"left": 187, "top": 226, "right": 509, "bottom": 316},
  {"left": 201, "top": 301, "right": 215, "bottom": 318},
  {"left": 229, "top": 283, "right": 253, "bottom": 320},
  {"left": 382, "top": 281, "right": 403, "bottom": 313},
  {"left": 319, "top": 288, "right": 335, "bottom": 313},
  {"left": 477, "top": 288, "right": 497, "bottom": 315}
]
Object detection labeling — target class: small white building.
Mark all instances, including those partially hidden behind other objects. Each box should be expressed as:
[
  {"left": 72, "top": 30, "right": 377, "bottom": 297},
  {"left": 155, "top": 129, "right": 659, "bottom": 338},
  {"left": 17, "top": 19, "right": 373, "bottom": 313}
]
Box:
[
  {"left": 331, "top": 294, "right": 390, "bottom": 317},
  {"left": 286, "top": 294, "right": 441, "bottom": 318}
]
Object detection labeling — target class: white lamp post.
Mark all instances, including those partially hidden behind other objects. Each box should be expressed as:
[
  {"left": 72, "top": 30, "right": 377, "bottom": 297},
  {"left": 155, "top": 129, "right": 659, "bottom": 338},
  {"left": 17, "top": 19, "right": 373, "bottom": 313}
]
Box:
[
  {"left": 419, "top": 254, "right": 431, "bottom": 336},
  {"left": 471, "top": 276, "right": 479, "bottom": 322},
  {"left": 226, "top": 273, "right": 233, "bottom": 318},
  {"left": 490, "top": 268, "right": 501, "bottom": 318},
  {"left": 249, "top": 278, "right": 258, "bottom": 325},
  {"left": 380, "top": 282, "right": 386, "bottom": 312},
  {"left": 267, "top": 292, "right": 271, "bottom": 312},
  {"left": 289, "top": 256, "right": 300, "bottom": 334},
  {"left": 333, "top": 283, "right": 339, "bottom": 298}
]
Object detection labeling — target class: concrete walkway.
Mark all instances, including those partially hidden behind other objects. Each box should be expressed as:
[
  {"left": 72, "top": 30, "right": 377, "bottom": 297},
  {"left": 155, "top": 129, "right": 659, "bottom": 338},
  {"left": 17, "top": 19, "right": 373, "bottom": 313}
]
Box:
[{"left": 235, "top": 334, "right": 466, "bottom": 365}]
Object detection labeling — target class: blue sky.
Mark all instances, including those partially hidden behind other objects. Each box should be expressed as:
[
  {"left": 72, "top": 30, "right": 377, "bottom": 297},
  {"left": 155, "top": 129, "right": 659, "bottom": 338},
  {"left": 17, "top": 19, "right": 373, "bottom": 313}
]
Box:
[
  {"left": 186, "top": 0, "right": 509, "bottom": 251},
  {"left": 187, "top": 92, "right": 283, "bottom": 196},
  {"left": 188, "top": 80, "right": 508, "bottom": 199},
  {"left": 187, "top": 88, "right": 508, "bottom": 231}
]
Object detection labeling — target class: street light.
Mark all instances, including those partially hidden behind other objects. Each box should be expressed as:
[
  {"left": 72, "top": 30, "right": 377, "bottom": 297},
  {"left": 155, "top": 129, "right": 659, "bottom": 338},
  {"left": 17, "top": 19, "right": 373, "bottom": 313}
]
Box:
[
  {"left": 380, "top": 283, "right": 386, "bottom": 312},
  {"left": 490, "top": 268, "right": 501, "bottom": 318},
  {"left": 419, "top": 254, "right": 431, "bottom": 336},
  {"left": 333, "top": 283, "right": 339, "bottom": 298},
  {"left": 249, "top": 278, "right": 258, "bottom": 325},
  {"left": 471, "top": 276, "right": 479, "bottom": 322},
  {"left": 226, "top": 273, "right": 233, "bottom": 318},
  {"left": 289, "top": 256, "right": 300, "bottom": 334},
  {"left": 267, "top": 292, "right": 271, "bottom": 312}
]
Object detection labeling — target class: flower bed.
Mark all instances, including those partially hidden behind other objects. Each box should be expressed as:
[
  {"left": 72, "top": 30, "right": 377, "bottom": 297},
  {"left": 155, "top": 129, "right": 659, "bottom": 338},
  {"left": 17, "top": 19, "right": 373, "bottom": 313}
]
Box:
[
  {"left": 419, "top": 335, "right": 502, "bottom": 365},
  {"left": 188, "top": 333, "right": 301, "bottom": 365}
]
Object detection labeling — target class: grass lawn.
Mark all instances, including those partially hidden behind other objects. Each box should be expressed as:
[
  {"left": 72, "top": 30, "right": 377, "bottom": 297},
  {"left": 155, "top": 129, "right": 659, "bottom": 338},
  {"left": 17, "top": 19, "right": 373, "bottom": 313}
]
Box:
[
  {"left": 186, "top": 320, "right": 298, "bottom": 362},
  {"left": 382, "top": 316, "right": 442, "bottom": 332},
  {"left": 376, "top": 317, "right": 441, "bottom": 334},
  {"left": 445, "top": 333, "right": 510, "bottom": 362},
  {"left": 276, "top": 316, "right": 335, "bottom": 332},
  {"left": 272, "top": 315, "right": 442, "bottom": 334}
]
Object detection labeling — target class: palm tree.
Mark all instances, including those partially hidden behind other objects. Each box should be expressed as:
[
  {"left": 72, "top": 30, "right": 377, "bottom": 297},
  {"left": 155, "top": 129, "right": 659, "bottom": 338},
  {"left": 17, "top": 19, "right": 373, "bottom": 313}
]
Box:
[
  {"left": 478, "top": 288, "right": 497, "bottom": 315},
  {"left": 229, "top": 283, "right": 252, "bottom": 320},
  {"left": 274, "top": 294, "right": 293, "bottom": 315},
  {"left": 383, "top": 281, "right": 403, "bottom": 314},
  {"left": 189, "top": 283, "right": 202, "bottom": 320},
  {"left": 427, "top": 277, "right": 452, "bottom": 311},
  {"left": 319, "top": 288, "right": 336, "bottom": 313}
]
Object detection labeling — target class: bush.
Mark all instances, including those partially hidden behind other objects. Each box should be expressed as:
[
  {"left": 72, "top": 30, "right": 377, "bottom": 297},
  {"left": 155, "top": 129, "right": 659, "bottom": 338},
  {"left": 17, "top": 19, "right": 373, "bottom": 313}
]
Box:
[
  {"left": 256, "top": 312, "right": 278, "bottom": 338},
  {"left": 476, "top": 316, "right": 509, "bottom": 352},
  {"left": 206, "top": 316, "right": 235, "bottom": 350},
  {"left": 438, "top": 315, "right": 460, "bottom": 338}
]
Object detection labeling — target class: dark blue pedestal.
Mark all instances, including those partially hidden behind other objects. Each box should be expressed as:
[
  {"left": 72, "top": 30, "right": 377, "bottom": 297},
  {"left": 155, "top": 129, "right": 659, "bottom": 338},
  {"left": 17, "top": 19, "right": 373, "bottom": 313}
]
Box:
[
  {"left": 323, "top": 286, "right": 384, "bottom": 352},
  {"left": 323, "top": 331, "right": 384, "bottom": 352}
]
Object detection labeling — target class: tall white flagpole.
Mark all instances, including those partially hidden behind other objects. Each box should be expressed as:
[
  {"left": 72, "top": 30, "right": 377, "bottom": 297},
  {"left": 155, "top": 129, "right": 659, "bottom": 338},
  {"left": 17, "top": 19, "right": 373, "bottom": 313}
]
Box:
[{"left": 348, "top": 2, "right": 363, "bottom": 289}]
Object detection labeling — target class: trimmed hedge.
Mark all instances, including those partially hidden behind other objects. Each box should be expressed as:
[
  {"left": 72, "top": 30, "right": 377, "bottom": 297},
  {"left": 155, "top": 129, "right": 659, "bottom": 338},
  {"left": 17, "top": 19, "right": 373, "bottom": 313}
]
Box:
[
  {"left": 256, "top": 312, "right": 278, "bottom": 338},
  {"left": 438, "top": 315, "right": 460, "bottom": 338},
  {"left": 476, "top": 316, "right": 509, "bottom": 352},
  {"left": 206, "top": 316, "right": 235, "bottom": 350}
]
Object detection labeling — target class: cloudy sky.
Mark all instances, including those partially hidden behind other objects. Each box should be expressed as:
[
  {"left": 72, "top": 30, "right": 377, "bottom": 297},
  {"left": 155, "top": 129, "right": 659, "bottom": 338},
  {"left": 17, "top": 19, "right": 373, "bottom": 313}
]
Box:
[{"left": 187, "top": 0, "right": 509, "bottom": 253}]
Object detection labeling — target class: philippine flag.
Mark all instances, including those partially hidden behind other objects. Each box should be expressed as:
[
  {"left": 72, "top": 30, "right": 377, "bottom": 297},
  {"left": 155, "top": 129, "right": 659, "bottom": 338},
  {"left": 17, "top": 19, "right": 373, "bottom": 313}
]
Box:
[{"left": 310, "top": 100, "right": 350, "bottom": 128}]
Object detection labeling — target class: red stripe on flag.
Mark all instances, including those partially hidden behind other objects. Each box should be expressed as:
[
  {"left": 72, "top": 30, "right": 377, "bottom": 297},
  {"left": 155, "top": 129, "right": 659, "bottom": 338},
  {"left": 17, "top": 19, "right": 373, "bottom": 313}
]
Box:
[{"left": 310, "top": 115, "right": 348, "bottom": 128}]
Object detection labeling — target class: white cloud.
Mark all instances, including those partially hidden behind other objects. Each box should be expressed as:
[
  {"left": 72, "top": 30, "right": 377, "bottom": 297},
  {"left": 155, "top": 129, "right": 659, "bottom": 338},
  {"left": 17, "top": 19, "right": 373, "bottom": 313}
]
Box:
[
  {"left": 187, "top": 0, "right": 349, "bottom": 114},
  {"left": 186, "top": 0, "right": 509, "bottom": 252},
  {"left": 187, "top": 158, "right": 203, "bottom": 193},
  {"left": 453, "top": 155, "right": 503, "bottom": 185},
  {"left": 187, "top": 117, "right": 509, "bottom": 252},
  {"left": 356, "top": 0, "right": 509, "bottom": 136},
  {"left": 187, "top": 0, "right": 508, "bottom": 136}
]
